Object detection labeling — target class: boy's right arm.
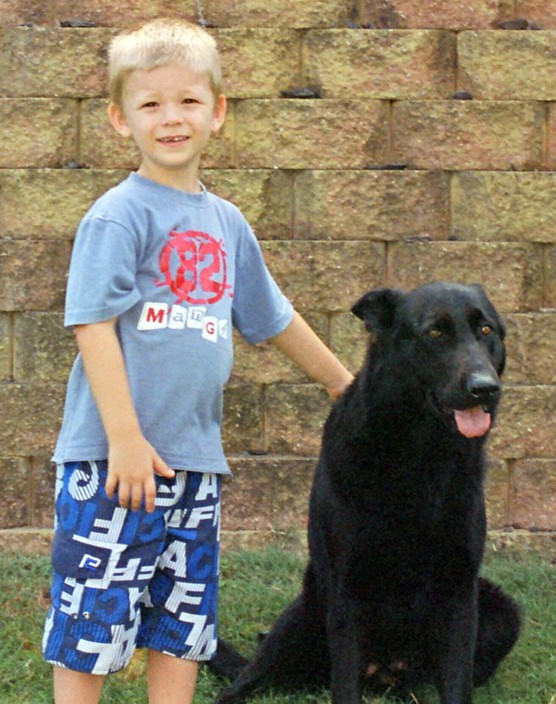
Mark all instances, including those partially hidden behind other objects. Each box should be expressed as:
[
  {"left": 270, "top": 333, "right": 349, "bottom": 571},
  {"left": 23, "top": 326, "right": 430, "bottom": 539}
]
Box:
[{"left": 74, "top": 319, "right": 174, "bottom": 512}]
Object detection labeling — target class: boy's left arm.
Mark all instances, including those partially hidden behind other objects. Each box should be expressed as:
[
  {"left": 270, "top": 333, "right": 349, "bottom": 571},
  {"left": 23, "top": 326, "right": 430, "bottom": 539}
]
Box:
[{"left": 268, "top": 311, "right": 354, "bottom": 401}]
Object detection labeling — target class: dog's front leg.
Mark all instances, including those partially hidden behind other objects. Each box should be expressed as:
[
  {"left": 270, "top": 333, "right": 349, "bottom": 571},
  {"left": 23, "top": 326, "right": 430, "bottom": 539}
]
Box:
[
  {"left": 435, "top": 589, "right": 478, "bottom": 704},
  {"left": 327, "top": 597, "right": 361, "bottom": 704}
]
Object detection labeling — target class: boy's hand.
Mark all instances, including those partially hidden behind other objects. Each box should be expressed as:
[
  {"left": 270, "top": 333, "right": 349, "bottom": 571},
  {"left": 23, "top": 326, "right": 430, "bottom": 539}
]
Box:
[{"left": 105, "top": 436, "right": 175, "bottom": 513}]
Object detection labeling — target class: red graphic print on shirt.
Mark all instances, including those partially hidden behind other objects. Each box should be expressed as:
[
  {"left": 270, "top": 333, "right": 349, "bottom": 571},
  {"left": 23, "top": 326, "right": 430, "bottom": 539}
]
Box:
[{"left": 155, "top": 230, "right": 231, "bottom": 305}]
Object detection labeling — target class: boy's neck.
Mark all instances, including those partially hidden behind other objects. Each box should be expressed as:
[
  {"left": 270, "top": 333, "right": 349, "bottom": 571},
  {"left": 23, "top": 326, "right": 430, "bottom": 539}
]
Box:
[{"left": 137, "top": 164, "right": 202, "bottom": 194}]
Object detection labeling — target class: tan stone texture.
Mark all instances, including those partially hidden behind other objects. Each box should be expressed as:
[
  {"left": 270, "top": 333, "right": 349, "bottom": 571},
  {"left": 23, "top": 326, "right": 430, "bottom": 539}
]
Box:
[
  {"left": 236, "top": 99, "right": 389, "bottom": 169},
  {"left": 0, "top": 241, "right": 71, "bottom": 312},
  {"left": 222, "top": 457, "right": 314, "bottom": 531},
  {"left": 13, "top": 313, "right": 75, "bottom": 383},
  {"left": 0, "top": 6, "right": 554, "bottom": 541},
  {"left": 0, "top": 458, "right": 31, "bottom": 529},
  {"left": 392, "top": 100, "right": 544, "bottom": 170},
  {"left": 303, "top": 30, "right": 455, "bottom": 99},
  {"left": 459, "top": 31, "right": 556, "bottom": 100},
  {"left": 359, "top": 0, "right": 513, "bottom": 29},
  {"left": 490, "top": 386, "right": 556, "bottom": 460},
  {"left": 0, "top": 383, "right": 65, "bottom": 455},
  {"left": 294, "top": 170, "right": 450, "bottom": 241},
  {"left": 510, "top": 459, "right": 556, "bottom": 530},
  {"left": 262, "top": 241, "right": 385, "bottom": 311},
  {"left": 0, "top": 99, "right": 77, "bottom": 168},
  {"left": 452, "top": 171, "right": 556, "bottom": 243},
  {"left": 504, "top": 314, "right": 556, "bottom": 386},
  {"left": 201, "top": 169, "right": 293, "bottom": 240},
  {"left": 204, "top": 0, "right": 351, "bottom": 28},
  {"left": 0, "top": 314, "right": 11, "bottom": 380},
  {"left": 0, "top": 27, "right": 113, "bottom": 98},
  {"left": 0, "top": 169, "right": 127, "bottom": 240},
  {"left": 215, "top": 29, "right": 300, "bottom": 98},
  {"left": 388, "top": 241, "right": 543, "bottom": 313},
  {"left": 515, "top": 2, "right": 556, "bottom": 28}
]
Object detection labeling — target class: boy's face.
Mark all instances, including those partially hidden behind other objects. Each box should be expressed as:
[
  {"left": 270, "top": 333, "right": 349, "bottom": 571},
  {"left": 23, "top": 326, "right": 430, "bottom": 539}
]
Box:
[{"left": 108, "top": 63, "right": 226, "bottom": 192}]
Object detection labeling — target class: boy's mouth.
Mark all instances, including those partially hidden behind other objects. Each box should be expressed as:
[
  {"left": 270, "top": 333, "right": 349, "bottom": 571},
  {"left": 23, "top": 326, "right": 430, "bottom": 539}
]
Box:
[{"left": 158, "top": 135, "right": 189, "bottom": 143}]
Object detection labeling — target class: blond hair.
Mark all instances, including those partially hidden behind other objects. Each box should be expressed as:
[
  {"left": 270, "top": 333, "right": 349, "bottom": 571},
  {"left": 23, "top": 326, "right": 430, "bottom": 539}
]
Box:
[{"left": 108, "top": 18, "right": 222, "bottom": 106}]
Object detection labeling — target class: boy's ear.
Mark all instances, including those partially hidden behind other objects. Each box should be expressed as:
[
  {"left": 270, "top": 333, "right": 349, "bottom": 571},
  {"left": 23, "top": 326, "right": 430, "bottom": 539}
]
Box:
[
  {"left": 107, "top": 102, "right": 132, "bottom": 138},
  {"left": 211, "top": 94, "right": 227, "bottom": 135}
]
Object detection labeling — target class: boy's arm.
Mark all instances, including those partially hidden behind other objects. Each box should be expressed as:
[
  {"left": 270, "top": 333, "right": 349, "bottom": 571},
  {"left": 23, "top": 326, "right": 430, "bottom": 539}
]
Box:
[
  {"left": 74, "top": 318, "right": 174, "bottom": 512},
  {"left": 268, "top": 311, "right": 354, "bottom": 400}
]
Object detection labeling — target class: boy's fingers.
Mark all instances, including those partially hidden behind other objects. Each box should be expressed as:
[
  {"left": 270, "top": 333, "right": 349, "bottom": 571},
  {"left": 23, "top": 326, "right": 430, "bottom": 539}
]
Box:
[{"left": 153, "top": 452, "right": 175, "bottom": 478}]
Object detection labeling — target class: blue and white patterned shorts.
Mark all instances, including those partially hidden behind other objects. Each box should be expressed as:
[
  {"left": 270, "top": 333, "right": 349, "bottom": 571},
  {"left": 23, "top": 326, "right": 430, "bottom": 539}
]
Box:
[{"left": 42, "top": 461, "right": 221, "bottom": 675}]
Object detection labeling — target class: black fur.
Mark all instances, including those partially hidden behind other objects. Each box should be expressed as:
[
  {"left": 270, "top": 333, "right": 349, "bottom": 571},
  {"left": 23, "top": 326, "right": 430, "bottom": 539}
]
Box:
[{"left": 212, "top": 282, "right": 521, "bottom": 704}]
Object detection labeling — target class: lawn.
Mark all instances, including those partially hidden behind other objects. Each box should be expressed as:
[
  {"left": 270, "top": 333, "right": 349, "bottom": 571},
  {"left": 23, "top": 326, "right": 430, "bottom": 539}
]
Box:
[{"left": 0, "top": 546, "right": 554, "bottom": 703}]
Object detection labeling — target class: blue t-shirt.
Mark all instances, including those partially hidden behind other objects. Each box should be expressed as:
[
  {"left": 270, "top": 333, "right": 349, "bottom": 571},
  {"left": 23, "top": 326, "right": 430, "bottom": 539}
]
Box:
[{"left": 52, "top": 173, "right": 293, "bottom": 474}]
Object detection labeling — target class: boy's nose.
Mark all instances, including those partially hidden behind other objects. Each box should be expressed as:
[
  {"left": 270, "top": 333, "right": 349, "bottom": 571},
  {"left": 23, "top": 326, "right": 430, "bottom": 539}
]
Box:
[{"left": 161, "top": 104, "right": 183, "bottom": 124}]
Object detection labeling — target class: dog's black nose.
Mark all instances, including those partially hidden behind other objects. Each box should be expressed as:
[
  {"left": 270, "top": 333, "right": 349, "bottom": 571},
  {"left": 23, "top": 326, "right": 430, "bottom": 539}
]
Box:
[{"left": 468, "top": 372, "right": 500, "bottom": 403}]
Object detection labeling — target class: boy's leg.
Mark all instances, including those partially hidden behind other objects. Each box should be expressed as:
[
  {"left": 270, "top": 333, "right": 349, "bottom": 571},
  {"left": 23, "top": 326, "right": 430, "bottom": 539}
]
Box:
[
  {"left": 53, "top": 666, "right": 104, "bottom": 704},
  {"left": 147, "top": 650, "right": 199, "bottom": 704}
]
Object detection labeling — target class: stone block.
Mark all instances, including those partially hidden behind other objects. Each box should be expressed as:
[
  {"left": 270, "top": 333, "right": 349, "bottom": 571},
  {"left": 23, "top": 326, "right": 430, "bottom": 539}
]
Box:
[
  {"left": 294, "top": 169, "right": 450, "bottom": 241},
  {"left": 222, "top": 383, "right": 264, "bottom": 454},
  {"left": 545, "top": 103, "right": 556, "bottom": 170},
  {"left": 0, "top": 169, "right": 127, "bottom": 240},
  {"left": 53, "top": 0, "right": 203, "bottom": 28},
  {"left": 0, "top": 99, "right": 77, "bottom": 168},
  {"left": 510, "top": 458, "right": 556, "bottom": 531},
  {"left": 485, "top": 458, "right": 510, "bottom": 529},
  {"left": 0, "top": 240, "right": 71, "bottom": 312},
  {"left": 0, "top": 458, "right": 31, "bottom": 529},
  {"left": 489, "top": 386, "right": 556, "bottom": 460},
  {"left": 236, "top": 99, "right": 389, "bottom": 169},
  {"left": 230, "top": 313, "right": 328, "bottom": 386},
  {"left": 264, "top": 384, "right": 330, "bottom": 455},
  {"left": 515, "top": 1, "right": 556, "bottom": 28},
  {"left": 13, "top": 313, "right": 75, "bottom": 383},
  {"left": 459, "top": 31, "right": 556, "bottom": 100},
  {"left": 388, "top": 241, "right": 543, "bottom": 313},
  {"left": 392, "top": 100, "right": 544, "bottom": 170},
  {"left": 222, "top": 456, "right": 314, "bottom": 531},
  {"left": 262, "top": 241, "right": 385, "bottom": 312},
  {"left": 30, "top": 456, "right": 57, "bottom": 528},
  {"left": 0, "top": 382, "right": 65, "bottom": 456},
  {"left": 200, "top": 169, "right": 293, "bottom": 240},
  {"left": 0, "top": 27, "right": 112, "bottom": 98},
  {"left": 204, "top": 0, "right": 351, "bottom": 28},
  {"left": 504, "top": 314, "right": 556, "bottom": 386},
  {"left": 80, "top": 98, "right": 235, "bottom": 169},
  {"left": 329, "top": 312, "right": 368, "bottom": 375},
  {"left": 303, "top": 30, "right": 455, "bottom": 99},
  {"left": 215, "top": 29, "right": 300, "bottom": 98},
  {"left": 359, "top": 0, "right": 513, "bottom": 29},
  {"left": 547, "top": 246, "right": 556, "bottom": 309},
  {"left": 0, "top": 0, "right": 53, "bottom": 26},
  {"left": 0, "top": 314, "right": 11, "bottom": 380},
  {"left": 452, "top": 171, "right": 556, "bottom": 243}
]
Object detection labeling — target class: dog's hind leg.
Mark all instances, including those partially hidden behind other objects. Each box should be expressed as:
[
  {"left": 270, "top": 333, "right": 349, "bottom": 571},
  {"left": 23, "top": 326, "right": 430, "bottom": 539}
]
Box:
[
  {"left": 473, "top": 578, "right": 522, "bottom": 686},
  {"left": 215, "top": 591, "right": 328, "bottom": 703},
  {"left": 207, "top": 639, "right": 250, "bottom": 681}
]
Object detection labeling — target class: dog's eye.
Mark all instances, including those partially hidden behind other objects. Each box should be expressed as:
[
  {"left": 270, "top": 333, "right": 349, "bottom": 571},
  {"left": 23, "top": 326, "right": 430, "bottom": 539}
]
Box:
[
  {"left": 481, "top": 325, "right": 493, "bottom": 336},
  {"left": 428, "top": 328, "right": 442, "bottom": 339}
]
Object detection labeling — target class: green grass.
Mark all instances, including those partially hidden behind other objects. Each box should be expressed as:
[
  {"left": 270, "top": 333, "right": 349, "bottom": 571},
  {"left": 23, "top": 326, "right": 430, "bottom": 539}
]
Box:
[{"left": 0, "top": 547, "right": 554, "bottom": 704}]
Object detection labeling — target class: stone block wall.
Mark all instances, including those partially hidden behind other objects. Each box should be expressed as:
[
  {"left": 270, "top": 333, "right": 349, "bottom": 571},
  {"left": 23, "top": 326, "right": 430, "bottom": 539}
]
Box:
[{"left": 0, "top": 0, "right": 554, "bottom": 544}]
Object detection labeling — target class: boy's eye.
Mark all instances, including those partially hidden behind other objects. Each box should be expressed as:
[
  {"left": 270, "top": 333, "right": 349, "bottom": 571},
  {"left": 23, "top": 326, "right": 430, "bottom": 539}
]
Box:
[
  {"left": 182, "top": 98, "right": 198, "bottom": 105},
  {"left": 141, "top": 101, "right": 158, "bottom": 109}
]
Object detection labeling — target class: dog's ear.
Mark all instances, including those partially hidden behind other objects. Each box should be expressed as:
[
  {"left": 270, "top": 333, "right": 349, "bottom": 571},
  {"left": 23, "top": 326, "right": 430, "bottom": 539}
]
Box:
[{"left": 351, "top": 288, "right": 405, "bottom": 333}]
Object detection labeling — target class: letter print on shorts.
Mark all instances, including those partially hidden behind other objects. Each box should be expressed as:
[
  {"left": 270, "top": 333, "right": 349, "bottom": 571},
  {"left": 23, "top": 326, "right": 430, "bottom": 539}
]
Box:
[{"left": 42, "top": 461, "right": 221, "bottom": 674}]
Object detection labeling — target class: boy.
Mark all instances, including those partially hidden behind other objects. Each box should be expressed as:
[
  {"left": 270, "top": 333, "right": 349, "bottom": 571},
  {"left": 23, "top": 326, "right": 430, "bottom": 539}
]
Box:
[{"left": 42, "top": 18, "right": 353, "bottom": 704}]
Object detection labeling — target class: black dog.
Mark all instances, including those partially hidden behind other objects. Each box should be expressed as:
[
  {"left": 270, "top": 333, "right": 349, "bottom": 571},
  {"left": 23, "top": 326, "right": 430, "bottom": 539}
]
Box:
[{"left": 213, "top": 282, "right": 521, "bottom": 704}]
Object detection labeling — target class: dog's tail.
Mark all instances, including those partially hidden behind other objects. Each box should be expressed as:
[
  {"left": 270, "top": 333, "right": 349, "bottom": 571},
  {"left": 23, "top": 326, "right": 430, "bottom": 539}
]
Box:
[{"left": 207, "top": 639, "right": 250, "bottom": 681}]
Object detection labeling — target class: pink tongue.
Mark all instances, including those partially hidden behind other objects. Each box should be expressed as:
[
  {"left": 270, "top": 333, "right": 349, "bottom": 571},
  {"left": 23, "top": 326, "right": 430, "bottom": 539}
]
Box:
[{"left": 454, "top": 407, "right": 491, "bottom": 438}]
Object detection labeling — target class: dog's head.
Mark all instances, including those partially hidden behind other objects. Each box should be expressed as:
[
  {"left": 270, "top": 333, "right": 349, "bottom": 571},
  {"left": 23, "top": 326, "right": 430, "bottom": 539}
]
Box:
[{"left": 352, "top": 282, "right": 506, "bottom": 438}]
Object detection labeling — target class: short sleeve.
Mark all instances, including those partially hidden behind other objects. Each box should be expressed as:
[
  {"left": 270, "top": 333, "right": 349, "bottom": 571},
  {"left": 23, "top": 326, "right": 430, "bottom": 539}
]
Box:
[
  {"left": 64, "top": 215, "right": 142, "bottom": 327},
  {"left": 232, "top": 220, "right": 293, "bottom": 344}
]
